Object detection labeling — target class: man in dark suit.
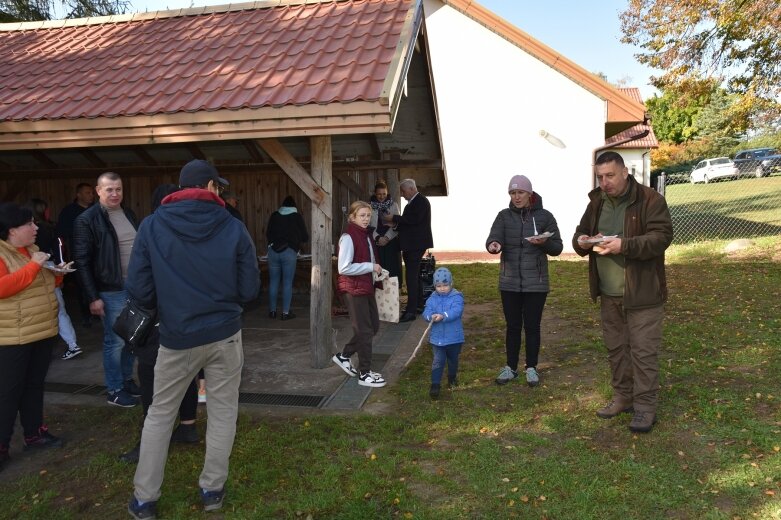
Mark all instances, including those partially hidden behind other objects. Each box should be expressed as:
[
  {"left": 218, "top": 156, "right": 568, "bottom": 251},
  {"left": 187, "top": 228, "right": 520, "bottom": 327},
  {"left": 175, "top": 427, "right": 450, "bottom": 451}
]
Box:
[{"left": 385, "top": 179, "right": 433, "bottom": 322}]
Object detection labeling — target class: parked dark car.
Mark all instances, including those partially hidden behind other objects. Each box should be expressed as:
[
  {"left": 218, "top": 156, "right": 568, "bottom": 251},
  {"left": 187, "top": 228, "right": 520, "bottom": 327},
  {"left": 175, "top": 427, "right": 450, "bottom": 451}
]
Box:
[{"left": 733, "top": 148, "right": 781, "bottom": 178}]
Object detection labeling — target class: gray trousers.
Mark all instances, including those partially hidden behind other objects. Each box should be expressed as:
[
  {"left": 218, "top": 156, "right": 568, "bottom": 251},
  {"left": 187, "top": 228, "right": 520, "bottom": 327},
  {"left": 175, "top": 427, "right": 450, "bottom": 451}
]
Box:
[
  {"left": 600, "top": 296, "right": 664, "bottom": 413},
  {"left": 133, "top": 331, "right": 243, "bottom": 503}
]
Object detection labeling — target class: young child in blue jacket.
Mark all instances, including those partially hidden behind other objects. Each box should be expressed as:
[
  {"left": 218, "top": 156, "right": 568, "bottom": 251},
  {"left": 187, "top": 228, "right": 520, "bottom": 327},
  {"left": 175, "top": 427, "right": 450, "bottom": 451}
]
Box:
[{"left": 422, "top": 267, "right": 465, "bottom": 399}]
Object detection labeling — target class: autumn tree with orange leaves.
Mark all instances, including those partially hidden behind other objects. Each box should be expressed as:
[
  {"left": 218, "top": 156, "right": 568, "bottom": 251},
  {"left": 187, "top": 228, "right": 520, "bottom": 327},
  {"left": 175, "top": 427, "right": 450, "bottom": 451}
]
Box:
[{"left": 620, "top": 0, "right": 781, "bottom": 98}]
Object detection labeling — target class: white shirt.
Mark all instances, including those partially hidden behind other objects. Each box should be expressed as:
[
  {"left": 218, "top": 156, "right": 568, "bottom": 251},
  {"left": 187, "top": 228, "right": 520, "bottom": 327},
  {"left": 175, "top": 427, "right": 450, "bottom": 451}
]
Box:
[{"left": 337, "top": 233, "right": 376, "bottom": 276}]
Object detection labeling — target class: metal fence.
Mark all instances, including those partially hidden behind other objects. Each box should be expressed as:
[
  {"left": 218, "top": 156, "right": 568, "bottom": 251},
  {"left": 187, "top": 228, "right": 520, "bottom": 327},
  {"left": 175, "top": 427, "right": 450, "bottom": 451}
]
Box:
[{"left": 657, "top": 166, "right": 781, "bottom": 244}]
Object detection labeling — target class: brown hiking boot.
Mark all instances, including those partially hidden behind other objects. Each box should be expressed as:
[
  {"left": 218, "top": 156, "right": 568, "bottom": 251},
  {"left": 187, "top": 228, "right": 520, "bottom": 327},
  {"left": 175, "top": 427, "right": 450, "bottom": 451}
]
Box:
[
  {"left": 629, "top": 411, "right": 657, "bottom": 433},
  {"left": 595, "top": 399, "right": 634, "bottom": 419}
]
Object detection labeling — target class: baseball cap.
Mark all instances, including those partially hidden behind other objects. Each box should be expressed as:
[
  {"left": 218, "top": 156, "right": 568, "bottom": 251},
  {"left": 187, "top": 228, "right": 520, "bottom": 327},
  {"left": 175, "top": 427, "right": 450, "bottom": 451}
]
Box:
[{"left": 179, "top": 159, "right": 229, "bottom": 189}]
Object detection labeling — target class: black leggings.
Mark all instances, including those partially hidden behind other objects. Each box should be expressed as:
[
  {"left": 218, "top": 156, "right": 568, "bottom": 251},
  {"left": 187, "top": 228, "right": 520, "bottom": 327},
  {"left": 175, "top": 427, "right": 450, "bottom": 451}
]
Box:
[
  {"left": 137, "top": 360, "right": 198, "bottom": 422},
  {"left": 0, "top": 336, "right": 56, "bottom": 446},
  {"left": 501, "top": 291, "right": 548, "bottom": 371}
]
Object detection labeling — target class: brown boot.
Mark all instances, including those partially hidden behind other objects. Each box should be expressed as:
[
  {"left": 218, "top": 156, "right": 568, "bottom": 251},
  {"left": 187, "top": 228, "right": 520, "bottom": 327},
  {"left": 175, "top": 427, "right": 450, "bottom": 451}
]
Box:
[
  {"left": 629, "top": 411, "right": 657, "bottom": 433},
  {"left": 595, "top": 399, "right": 634, "bottom": 419}
]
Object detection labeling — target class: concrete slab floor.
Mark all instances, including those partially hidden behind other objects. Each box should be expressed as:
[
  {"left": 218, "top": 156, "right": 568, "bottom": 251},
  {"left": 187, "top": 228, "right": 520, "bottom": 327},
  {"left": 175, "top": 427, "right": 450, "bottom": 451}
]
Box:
[{"left": 45, "top": 289, "right": 427, "bottom": 413}]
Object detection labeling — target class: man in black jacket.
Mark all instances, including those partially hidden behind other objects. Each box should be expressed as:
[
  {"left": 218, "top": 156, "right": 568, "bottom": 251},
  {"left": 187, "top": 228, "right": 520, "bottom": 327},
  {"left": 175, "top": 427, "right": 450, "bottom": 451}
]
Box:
[
  {"left": 73, "top": 172, "right": 140, "bottom": 408},
  {"left": 127, "top": 159, "right": 259, "bottom": 518},
  {"left": 386, "top": 178, "right": 434, "bottom": 322}
]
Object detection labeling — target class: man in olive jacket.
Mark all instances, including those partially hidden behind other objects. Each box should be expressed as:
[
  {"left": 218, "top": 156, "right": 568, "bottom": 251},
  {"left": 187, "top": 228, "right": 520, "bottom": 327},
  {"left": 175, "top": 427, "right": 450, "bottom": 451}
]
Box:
[{"left": 573, "top": 151, "right": 673, "bottom": 433}]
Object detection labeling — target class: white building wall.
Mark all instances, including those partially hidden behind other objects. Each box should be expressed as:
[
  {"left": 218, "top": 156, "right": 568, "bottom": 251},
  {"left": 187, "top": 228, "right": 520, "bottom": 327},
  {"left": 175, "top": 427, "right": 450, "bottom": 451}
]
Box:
[
  {"left": 421, "top": 0, "right": 609, "bottom": 253},
  {"left": 614, "top": 149, "right": 652, "bottom": 186}
]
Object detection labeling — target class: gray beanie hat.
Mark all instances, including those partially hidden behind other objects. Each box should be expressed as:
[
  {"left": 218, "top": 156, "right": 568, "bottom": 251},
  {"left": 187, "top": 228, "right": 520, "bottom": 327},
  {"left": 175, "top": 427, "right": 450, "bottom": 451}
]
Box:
[{"left": 508, "top": 174, "right": 532, "bottom": 193}]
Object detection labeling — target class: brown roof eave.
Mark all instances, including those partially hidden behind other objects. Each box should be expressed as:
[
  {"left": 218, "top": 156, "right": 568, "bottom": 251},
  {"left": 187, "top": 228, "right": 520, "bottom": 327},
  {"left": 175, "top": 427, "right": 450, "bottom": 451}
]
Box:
[
  {"left": 440, "top": 0, "right": 646, "bottom": 125},
  {"left": 0, "top": 102, "right": 392, "bottom": 150}
]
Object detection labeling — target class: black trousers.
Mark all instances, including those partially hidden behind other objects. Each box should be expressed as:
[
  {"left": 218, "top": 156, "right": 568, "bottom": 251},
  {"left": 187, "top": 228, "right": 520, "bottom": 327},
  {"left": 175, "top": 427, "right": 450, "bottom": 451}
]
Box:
[
  {"left": 501, "top": 291, "right": 548, "bottom": 370},
  {"left": 342, "top": 293, "right": 380, "bottom": 374},
  {"left": 137, "top": 358, "right": 198, "bottom": 422},
  {"left": 377, "top": 238, "right": 402, "bottom": 282},
  {"left": 402, "top": 249, "right": 425, "bottom": 314},
  {"left": 0, "top": 336, "right": 56, "bottom": 446}
]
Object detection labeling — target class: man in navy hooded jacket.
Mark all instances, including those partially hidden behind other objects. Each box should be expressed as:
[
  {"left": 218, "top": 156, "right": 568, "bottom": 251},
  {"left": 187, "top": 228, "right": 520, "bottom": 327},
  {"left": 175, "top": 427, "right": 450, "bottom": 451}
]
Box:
[{"left": 127, "top": 160, "right": 259, "bottom": 518}]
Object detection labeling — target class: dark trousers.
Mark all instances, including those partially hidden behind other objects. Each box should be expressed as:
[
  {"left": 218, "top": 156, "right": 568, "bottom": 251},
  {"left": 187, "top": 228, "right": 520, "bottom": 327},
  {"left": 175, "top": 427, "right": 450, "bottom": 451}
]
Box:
[
  {"left": 402, "top": 249, "right": 425, "bottom": 314},
  {"left": 137, "top": 360, "right": 198, "bottom": 422},
  {"left": 342, "top": 293, "right": 380, "bottom": 374},
  {"left": 501, "top": 291, "right": 548, "bottom": 371},
  {"left": 377, "top": 238, "right": 402, "bottom": 282},
  {"left": 0, "top": 336, "right": 56, "bottom": 446}
]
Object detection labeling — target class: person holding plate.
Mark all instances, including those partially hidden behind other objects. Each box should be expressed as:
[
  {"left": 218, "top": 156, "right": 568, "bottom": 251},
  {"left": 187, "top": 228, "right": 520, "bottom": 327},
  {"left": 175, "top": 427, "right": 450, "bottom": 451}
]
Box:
[
  {"left": 0, "top": 202, "right": 65, "bottom": 471},
  {"left": 573, "top": 151, "right": 673, "bottom": 433},
  {"left": 485, "top": 174, "right": 562, "bottom": 388}
]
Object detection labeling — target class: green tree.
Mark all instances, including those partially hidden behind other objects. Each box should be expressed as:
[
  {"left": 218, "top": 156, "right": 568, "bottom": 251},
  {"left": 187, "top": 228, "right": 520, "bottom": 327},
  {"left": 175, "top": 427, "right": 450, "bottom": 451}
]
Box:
[
  {"left": 620, "top": 0, "right": 781, "bottom": 99},
  {"left": 0, "top": 0, "right": 127, "bottom": 22}
]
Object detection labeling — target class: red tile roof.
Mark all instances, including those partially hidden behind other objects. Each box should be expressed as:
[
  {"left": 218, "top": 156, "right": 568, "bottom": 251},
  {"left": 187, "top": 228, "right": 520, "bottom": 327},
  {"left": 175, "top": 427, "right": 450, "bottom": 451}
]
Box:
[
  {"left": 0, "top": 0, "right": 414, "bottom": 122},
  {"left": 605, "top": 88, "right": 658, "bottom": 148}
]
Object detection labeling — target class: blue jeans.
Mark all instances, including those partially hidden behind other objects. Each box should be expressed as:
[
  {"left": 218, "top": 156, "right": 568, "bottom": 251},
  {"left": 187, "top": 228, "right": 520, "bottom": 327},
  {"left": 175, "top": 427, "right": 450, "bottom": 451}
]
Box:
[
  {"left": 54, "top": 287, "right": 78, "bottom": 349},
  {"left": 100, "top": 290, "right": 135, "bottom": 393},
  {"left": 267, "top": 248, "right": 297, "bottom": 313},
  {"left": 431, "top": 342, "right": 462, "bottom": 384}
]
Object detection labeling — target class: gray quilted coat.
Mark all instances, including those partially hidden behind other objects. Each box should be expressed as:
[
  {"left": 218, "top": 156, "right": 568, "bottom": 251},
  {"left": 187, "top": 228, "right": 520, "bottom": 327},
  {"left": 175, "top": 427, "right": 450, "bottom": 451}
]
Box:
[{"left": 485, "top": 193, "right": 563, "bottom": 292}]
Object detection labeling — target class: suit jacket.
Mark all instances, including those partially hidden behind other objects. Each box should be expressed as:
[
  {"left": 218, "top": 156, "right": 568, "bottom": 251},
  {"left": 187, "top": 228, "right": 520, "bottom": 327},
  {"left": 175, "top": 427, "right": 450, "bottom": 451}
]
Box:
[{"left": 392, "top": 192, "right": 433, "bottom": 252}]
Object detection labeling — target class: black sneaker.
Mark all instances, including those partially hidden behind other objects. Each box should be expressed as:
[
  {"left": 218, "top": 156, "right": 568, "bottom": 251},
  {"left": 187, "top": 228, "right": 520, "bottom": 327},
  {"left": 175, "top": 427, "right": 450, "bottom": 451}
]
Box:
[
  {"left": 171, "top": 423, "right": 198, "bottom": 444},
  {"left": 429, "top": 383, "right": 441, "bottom": 399},
  {"left": 281, "top": 312, "right": 296, "bottom": 321},
  {"left": 358, "top": 371, "right": 386, "bottom": 388},
  {"left": 128, "top": 496, "right": 157, "bottom": 519},
  {"left": 23, "top": 427, "right": 63, "bottom": 451},
  {"left": 200, "top": 487, "right": 225, "bottom": 512},
  {"left": 119, "top": 442, "right": 140, "bottom": 464},
  {"left": 107, "top": 390, "right": 139, "bottom": 408},
  {"left": 61, "top": 346, "right": 83, "bottom": 360},
  {"left": 447, "top": 377, "right": 459, "bottom": 388},
  {"left": 331, "top": 353, "right": 358, "bottom": 377},
  {"left": 124, "top": 379, "right": 142, "bottom": 397}
]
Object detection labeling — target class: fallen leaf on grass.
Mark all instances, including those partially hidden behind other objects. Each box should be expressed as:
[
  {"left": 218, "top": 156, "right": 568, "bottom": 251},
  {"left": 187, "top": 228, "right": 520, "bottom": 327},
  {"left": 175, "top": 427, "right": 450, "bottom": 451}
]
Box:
[{"left": 521, "top": 496, "right": 529, "bottom": 503}]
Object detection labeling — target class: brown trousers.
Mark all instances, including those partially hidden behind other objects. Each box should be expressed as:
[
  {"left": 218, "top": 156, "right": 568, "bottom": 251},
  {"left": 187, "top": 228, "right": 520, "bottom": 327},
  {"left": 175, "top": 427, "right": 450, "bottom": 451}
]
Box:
[
  {"left": 600, "top": 296, "right": 664, "bottom": 413},
  {"left": 343, "top": 293, "right": 380, "bottom": 374}
]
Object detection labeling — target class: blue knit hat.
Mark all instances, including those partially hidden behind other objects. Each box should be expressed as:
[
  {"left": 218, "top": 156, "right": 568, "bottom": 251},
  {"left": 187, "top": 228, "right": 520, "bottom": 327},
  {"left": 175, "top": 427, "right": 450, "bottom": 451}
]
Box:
[{"left": 433, "top": 267, "right": 453, "bottom": 286}]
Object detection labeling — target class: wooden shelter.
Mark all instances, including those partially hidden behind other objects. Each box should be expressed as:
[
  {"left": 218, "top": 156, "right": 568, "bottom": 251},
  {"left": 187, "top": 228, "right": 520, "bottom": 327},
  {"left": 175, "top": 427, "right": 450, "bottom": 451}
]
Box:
[{"left": 0, "top": 0, "right": 446, "bottom": 367}]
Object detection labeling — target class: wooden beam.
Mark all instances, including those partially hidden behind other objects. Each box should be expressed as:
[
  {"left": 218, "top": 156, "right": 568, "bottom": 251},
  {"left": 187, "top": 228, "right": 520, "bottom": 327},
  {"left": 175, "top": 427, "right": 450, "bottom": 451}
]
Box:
[
  {"left": 334, "top": 171, "right": 364, "bottom": 199},
  {"left": 257, "top": 138, "right": 332, "bottom": 220},
  {"left": 132, "top": 146, "right": 158, "bottom": 166},
  {"left": 79, "top": 149, "right": 106, "bottom": 168},
  {"left": 309, "top": 135, "right": 334, "bottom": 369},
  {"left": 186, "top": 143, "right": 206, "bottom": 160},
  {"left": 30, "top": 150, "right": 58, "bottom": 169},
  {"left": 242, "top": 140, "right": 265, "bottom": 163}
]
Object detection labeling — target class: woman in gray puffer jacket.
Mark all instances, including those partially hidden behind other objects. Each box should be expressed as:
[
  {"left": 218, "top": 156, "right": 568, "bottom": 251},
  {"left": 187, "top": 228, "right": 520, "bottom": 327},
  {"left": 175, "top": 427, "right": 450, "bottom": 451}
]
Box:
[{"left": 486, "top": 175, "right": 563, "bottom": 387}]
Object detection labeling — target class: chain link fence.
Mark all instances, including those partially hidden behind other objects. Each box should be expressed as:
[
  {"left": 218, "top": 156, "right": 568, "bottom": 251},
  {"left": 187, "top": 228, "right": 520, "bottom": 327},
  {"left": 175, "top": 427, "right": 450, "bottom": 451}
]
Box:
[{"left": 656, "top": 164, "right": 781, "bottom": 244}]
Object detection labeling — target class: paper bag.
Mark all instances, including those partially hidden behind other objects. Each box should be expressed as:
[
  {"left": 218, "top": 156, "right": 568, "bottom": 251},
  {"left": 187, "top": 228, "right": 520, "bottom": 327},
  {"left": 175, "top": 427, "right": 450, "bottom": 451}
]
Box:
[{"left": 375, "top": 273, "right": 400, "bottom": 323}]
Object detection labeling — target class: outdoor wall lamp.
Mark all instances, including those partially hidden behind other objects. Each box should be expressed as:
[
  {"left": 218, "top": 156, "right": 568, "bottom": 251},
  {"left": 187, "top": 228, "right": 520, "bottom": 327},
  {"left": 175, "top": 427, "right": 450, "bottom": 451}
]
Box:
[{"left": 539, "top": 130, "right": 566, "bottom": 149}]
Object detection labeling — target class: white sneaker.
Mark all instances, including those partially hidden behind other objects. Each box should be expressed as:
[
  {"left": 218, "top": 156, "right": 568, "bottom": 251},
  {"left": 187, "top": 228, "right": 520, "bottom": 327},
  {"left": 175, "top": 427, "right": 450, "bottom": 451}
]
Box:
[
  {"left": 332, "top": 353, "right": 358, "bottom": 377},
  {"left": 358, "top": 371, "right": 386, "bottom": 388},
  {"left": 525, "top": 367, "right": 540, "bottom": 387},
  {"left": 61, "top": 346, "right": 83, "bottom": 360}
]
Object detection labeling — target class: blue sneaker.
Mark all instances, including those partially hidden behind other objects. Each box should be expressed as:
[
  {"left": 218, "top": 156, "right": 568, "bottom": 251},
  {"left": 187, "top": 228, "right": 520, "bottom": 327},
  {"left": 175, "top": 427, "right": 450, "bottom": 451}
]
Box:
[
  {"left": 128, "top": 497, "right": 156, "bottom": 519},
  {"left": 107, "top": 389, "right": 138, "bottom": 408},
  {"left": 200, "top": 487, "right": 225, "bottom": 512}
]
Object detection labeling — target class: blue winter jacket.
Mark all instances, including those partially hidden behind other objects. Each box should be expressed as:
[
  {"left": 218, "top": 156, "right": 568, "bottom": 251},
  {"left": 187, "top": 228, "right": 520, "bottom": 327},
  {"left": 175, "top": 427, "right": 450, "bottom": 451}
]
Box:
[
  {"left": 422, "top": 289, "right": 465, "bottom": 347},
  {"left": 126, "top": 189, "right": 260, "bottom": 349}
]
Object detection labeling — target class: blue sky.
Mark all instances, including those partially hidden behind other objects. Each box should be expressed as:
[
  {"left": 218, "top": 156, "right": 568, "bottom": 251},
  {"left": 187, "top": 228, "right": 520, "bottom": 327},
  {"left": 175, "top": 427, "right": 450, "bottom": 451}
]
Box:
[{"left": 129, "top": 0, "right": 659, "bottom": 100}]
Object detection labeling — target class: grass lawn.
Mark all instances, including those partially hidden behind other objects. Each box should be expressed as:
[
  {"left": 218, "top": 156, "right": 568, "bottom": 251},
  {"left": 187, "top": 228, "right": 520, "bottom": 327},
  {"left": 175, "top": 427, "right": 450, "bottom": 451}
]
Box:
[
  {"left": 2, "top": 238, "right": 780, "bottom": 519},
  {"left": 666, "top": 175, "right": 781, "bottom": 243}
]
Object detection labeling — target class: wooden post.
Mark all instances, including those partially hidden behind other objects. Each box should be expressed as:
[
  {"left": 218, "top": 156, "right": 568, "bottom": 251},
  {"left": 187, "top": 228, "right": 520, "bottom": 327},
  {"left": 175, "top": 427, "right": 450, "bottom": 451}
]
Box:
[{"left": 309, "top": 136, "right": 333, "bottom": 368}]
